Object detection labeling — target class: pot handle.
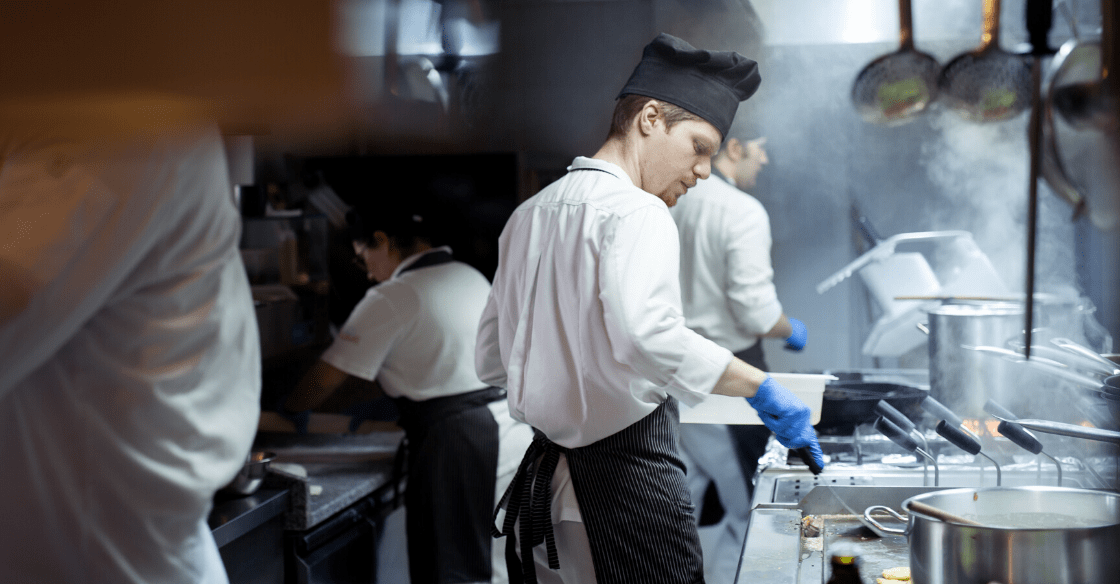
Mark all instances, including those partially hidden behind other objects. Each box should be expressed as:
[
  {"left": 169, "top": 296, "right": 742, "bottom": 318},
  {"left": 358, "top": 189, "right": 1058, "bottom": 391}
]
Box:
[
  {"left": 863, "top": 505, "right": 909, "bottom": 535},
  {"left": 915, "top": 322, "right": 929, "bottom": 335}
]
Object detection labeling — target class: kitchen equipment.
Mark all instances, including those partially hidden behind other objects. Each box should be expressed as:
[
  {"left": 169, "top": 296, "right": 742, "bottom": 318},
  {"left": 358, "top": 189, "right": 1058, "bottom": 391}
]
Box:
[
  {"left": 925, "top": 302, "right": 1028, "bottom": 416},
  {"left": 875, "top": 399, "right": 932, "bottom": 481},
  {"left": 817, "top": 230, "right": 1009, "bottom": 357},
  {"left": 935, "top": 419, "right": 1002, "bottom": 485},
  {"left": 815, "top": 381, "right": 927, "bottom": 435},
  {"left": 850, "top": 0, "right": 941, "bottom": 125},
  {"left": 863, "top": 486, "right": 1120, "bottom": 584},
  {"left": 679, "top": 372, "right": 834, "bottom": 425},
  {"left": 874, "top": 416, "right": 938, "bottom": 486},
  {"left": 988, "top": 411, "right": 1120, "bottom": 444},
  {"left": 220, "top": 450, "right": 276, "bottom": 497},
  {"left": 904, "top": 500, "right": 984, "bottom": 526},
  {"left": 1051, "top": 336, "right": 1120, "bottom": 374},
  {"left": 963, "top": 343, "right": 1108, "bottom": 391},
  {"left": 939, "top": 0, "right": 1033, "bottom": 122},
  {"left": 984, "top": 399, "right": 1063, "bottom": 485},
  {"left": 1046, "top": 0, "right": 1120, "bottom": 230}
]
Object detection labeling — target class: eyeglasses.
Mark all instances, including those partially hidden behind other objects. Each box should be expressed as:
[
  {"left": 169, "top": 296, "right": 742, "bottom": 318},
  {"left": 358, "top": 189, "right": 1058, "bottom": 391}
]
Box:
[{"left": 351, "top": 241, "right": 368, "bottom": 271}]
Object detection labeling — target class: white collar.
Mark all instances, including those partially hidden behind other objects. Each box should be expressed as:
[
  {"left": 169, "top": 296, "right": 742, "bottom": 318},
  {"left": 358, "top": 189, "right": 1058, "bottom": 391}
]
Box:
[{"left": 568, "top": 156, "right": 635, "bottom": 187}]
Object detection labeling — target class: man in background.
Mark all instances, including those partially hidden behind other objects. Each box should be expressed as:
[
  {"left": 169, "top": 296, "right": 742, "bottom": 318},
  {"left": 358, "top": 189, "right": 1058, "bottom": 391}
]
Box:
[{"left": 670, "top": 132, "right": 809, "bottom": 583}]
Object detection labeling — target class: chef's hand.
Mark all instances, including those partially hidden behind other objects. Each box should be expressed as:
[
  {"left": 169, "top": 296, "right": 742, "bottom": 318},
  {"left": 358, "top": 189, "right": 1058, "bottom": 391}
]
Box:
[
  {"left": 745, "top": 376, "right": 824, "bottom": 469},
  {"left": 784, "top": 317, "right": 807, "bottom": 351},
  {"left": 279, "top": 407, "right": 310, "bottom": 435},
  {"left": 344, "top": 398, "right": 400, "bottom": 433}
]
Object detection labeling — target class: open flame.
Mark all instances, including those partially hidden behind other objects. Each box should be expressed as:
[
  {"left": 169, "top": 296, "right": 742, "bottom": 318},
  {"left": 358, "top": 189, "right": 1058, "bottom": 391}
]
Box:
[{"left": 961, "top": 418, "right": 1003, "bottom": 437}]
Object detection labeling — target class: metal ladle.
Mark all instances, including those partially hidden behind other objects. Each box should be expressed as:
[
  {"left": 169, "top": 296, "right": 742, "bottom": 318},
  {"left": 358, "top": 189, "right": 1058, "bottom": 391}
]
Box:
[
  {"left": 939, "top": 0, "right": 1033, "bottom": 122},
  {"left": 851, "top": 0, "right": 941, "bottom": 125},
  {"left": 1047, "top": 0, "right": 1120, "bottom": 230}
]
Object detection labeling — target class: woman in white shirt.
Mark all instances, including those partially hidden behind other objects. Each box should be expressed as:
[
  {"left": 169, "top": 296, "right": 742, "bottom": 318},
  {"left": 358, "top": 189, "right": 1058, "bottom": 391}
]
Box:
[{"left": 284, "top": 205, "right": 532, "bottom": 584}]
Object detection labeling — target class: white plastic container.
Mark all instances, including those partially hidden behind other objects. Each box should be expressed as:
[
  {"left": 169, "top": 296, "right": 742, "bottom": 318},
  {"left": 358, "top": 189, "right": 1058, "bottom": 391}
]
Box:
[{"left": 679, "top": 373, "right": 835, "bottom": 425}]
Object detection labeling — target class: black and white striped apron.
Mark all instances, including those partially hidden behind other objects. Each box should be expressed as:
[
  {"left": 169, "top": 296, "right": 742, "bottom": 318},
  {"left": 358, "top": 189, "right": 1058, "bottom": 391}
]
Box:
[{"left": 495, "top": 398, "right": 704, "bottom": 584}]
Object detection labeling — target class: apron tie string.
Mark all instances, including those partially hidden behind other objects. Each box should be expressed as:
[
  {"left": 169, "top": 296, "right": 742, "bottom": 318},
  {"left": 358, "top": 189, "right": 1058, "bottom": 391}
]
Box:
[{"left": 492, "top": 432, "right": 563, "bottom": 583}]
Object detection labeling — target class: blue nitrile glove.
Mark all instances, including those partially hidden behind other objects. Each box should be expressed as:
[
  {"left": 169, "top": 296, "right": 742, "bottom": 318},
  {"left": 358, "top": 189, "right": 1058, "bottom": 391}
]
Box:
[
  {"left": 279, "top": 407, "right": 311, "bottom": 435},
  {"left": 745, "top": 376, "right": 824, "bottom": 469},
  {"left": 784, "top": 317, "right": 807, "bottom": 351}
]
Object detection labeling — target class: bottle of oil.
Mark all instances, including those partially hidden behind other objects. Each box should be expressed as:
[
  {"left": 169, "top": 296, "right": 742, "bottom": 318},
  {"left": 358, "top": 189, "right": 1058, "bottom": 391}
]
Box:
[{"left": 825, "top": 543, "right": 863, "bottom": 584}]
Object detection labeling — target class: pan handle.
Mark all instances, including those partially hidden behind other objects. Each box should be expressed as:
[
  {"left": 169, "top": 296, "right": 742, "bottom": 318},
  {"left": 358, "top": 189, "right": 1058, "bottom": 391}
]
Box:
[{"left": 863, "top": 505, "right": 909, "bottom": 535}]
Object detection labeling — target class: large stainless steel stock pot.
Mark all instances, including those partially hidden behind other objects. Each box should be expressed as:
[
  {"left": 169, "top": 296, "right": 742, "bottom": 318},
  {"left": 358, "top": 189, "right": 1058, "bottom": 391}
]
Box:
[{"left": 864, "top": 486, "right": 1120, "bottom": 584}]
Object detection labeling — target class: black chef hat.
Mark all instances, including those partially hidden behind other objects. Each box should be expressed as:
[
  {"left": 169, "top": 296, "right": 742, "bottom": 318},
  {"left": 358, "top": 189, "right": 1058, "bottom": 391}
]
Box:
[{"left": 617, "top": 33, "right": 761, "bottom": 139}]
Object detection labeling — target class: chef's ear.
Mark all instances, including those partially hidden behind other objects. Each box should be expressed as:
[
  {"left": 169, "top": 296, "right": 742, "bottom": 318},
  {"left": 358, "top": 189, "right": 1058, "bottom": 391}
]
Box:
[
  {"left": 724, "top": 137, "right": 745, "bottom": 161},
  {"left": 371, "top": 230, "right": 391, "bottom": 249},
  {"left": 636, "top": 99, "right": 663, "bottom": 136}
]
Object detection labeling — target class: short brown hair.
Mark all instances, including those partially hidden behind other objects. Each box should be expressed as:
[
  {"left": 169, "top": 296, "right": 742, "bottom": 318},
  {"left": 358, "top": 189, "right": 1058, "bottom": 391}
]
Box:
[{"left": 607, "top": 94, "right": 704, "bottom": 140}]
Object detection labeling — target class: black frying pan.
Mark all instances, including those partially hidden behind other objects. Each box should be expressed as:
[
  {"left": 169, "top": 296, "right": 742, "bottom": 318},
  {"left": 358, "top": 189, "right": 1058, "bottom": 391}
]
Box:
[{"left": 816, "top": 381, "right": 928, "bottom": 434}]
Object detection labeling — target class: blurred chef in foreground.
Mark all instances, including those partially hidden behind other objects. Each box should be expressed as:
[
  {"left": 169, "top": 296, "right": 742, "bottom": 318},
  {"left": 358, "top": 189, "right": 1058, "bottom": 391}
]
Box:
[
  {"left": 0, "top": 2, "right": 352, "bottom": 582},
  {"left": 671, "top": 132, "right": 809, "bottom": 582},
  {"left": 0, "top": 106, "right": 261, "bottom": 584},
  {"left": 476, "top": 33, "right": 824, "bottom": 583},
  {"left": 283, "top": 204, "right": 533, "bottom": 584}
]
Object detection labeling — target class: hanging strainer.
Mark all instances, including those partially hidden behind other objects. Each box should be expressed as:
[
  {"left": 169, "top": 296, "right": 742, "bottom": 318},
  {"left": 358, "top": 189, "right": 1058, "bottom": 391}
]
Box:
[
  {"left": 939, "top": 0, "right": 1033, "bottom": 122},
  {"left": 852, "top": 0, "right": 941, "bottom": 125}
]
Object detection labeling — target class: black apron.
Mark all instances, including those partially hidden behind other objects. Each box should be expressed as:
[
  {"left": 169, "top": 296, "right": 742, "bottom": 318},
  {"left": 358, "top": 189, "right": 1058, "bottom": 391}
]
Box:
[
  {"left": 388, "top": 249, "right": 506, "bottom": 584},
  {"left": 495, "top": 399, "right": 704, "bottom": 584},
  {"left": 729, "top": 342, "right": 773, "bottom": 495}
]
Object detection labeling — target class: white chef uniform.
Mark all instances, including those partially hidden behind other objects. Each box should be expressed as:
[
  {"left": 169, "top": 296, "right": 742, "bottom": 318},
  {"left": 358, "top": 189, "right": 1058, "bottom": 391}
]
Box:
[
  {"left": 476, "top": 156, "right": 733, "bottom": 583},
  {"left": 0, "top": 124, "right": 261, "bottom": 584},
  {"left": 323, "top": 247, "right": 532, "bottom": 584},
  {"left": 669, "top": 173, "right": 784, "bottom": 353}
]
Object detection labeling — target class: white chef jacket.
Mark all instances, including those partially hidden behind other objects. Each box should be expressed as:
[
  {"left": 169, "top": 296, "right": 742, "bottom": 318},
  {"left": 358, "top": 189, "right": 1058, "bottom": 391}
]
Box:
[
  {"left": 475, "top": 156, "right": 733, "bottom": 449},
  {"left": 668, "top": 173, "right": 783, "bottom": 353},
  {"left": 322, "top": 247, "right": 494, "bottom": 400},
  {"left": 0, "top": 124, "right": 261, "bottom": 583}
]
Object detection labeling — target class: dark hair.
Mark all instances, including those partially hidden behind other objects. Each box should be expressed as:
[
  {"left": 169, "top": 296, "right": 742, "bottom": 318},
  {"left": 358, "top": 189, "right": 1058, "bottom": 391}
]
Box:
[
  {"left": 346, "top": 205, "right": 437, "bottom": 251},
  {"left": 606, "top": 94, "right": 704, "bottom": 140}
]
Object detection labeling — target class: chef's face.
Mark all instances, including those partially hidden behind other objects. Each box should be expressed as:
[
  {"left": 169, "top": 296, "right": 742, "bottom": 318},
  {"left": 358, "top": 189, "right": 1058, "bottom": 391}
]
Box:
[
  {"left": 353, "top": 232, "right": 396, "bottom": 282},
  {"left": 733, "top": 137, "right": 769, "bottom": 189},
  {"left": 643, "top": 117, "right": 721, "bottom": 207}
]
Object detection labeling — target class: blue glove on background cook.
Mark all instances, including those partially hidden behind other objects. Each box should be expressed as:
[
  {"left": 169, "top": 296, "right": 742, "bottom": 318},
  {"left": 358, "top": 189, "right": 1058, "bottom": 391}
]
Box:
[
  {"left": 784, "top": 317, "right": 807, "bottom": 351},
  {"left": 745, "top": 376, "right": 824, "bottom": 469}
]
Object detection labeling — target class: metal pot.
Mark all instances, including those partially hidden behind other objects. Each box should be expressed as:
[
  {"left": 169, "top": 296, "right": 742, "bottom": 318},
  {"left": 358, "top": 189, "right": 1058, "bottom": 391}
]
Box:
[
  {"left": 864, "top": 486, "right": 1120, "bottom": 584},
  {"left": 925, "top": 297, "right": 1102, "bottom": 417},
  {"left": 926, "top": 302, "right": 1026, "bottom": 417}
]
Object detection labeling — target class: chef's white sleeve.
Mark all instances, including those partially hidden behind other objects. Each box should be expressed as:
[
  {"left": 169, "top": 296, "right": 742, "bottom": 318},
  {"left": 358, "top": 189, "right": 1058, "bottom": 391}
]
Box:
[
  {"left": 474, "top": 287, "right": 508, "bottom": 388},
  {"left": 599, "top": 206, "right": 732, "bottom": 406},
  {"left": 724, "top": 203, "right": 783, "bottom": 336},
  {"left": 320, "top": 286, "right": 411, "bottom": 382}
]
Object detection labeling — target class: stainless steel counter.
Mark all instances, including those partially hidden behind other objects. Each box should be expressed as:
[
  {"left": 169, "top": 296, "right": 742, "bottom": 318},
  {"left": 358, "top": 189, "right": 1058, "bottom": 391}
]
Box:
[
  {"left": 736, "top": 434, "right": 1115, "bottom": 583},
  {"left": 252, "top": 429, "right": 404, "bottom": 530}
]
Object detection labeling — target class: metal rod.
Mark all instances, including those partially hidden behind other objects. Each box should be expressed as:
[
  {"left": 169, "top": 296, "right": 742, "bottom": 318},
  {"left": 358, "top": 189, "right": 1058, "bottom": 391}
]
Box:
[
  {"left": 1042, "top": 451, "right": 1063, "bottom": 486},
  {"left": 912, "top": 430, "right": 931, "bottom": 486},
  {"left": 979, "top": 452, "right": 1002, "bottom": 486},
  {"left": 916, "top": 447, "right": 939, "bottom": 486},
  {"left": 1024, "top": 55, "right": 1043, "bottom": 359}
]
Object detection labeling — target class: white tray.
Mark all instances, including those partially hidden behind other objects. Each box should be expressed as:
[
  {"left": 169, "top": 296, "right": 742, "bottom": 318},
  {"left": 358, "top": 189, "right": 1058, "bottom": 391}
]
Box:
[{"left": 680, "top": 373, "right": 835, "bottom": 425}]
